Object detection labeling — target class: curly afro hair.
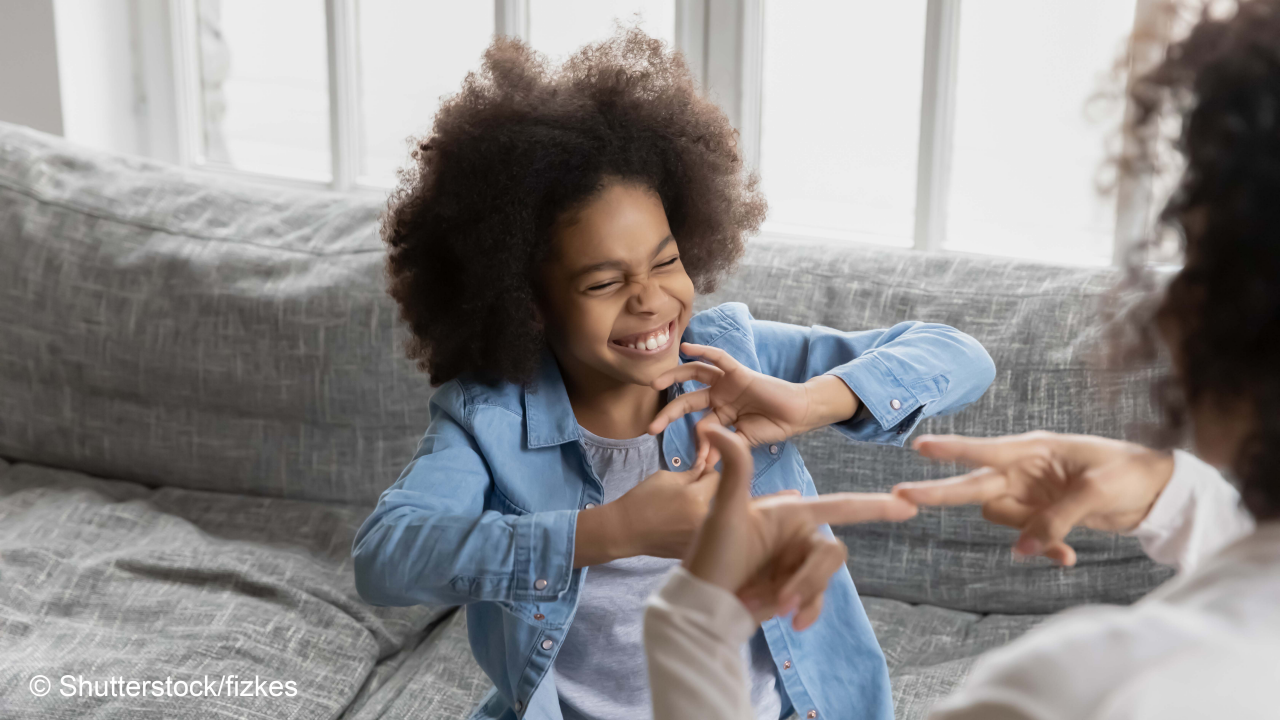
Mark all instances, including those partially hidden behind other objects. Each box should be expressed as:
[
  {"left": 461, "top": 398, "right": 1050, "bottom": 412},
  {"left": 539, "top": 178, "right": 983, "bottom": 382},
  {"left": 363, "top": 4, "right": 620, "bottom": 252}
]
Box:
[
  {"left": 382, "top": 28, "right": 766, "bottom": 387},
  {"left": 1121, "top": 0, "right": 1280, "bottom": 520}
]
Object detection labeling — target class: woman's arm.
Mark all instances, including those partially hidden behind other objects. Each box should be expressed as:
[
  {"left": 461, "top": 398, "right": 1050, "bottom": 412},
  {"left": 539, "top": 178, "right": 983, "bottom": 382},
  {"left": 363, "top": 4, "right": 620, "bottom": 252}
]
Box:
[
  {"left": 645, "top": 567, "right": 758, "bottom": 720},
  {"left": 351, "top": 385, "right": 577, "bottom": 607}
]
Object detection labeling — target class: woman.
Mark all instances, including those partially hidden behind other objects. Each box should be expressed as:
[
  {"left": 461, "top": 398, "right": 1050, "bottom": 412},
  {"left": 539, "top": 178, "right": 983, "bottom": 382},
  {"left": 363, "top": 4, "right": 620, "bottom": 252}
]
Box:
[{"left": 643, "top": 1, "right": 1280, "bottom": 717}]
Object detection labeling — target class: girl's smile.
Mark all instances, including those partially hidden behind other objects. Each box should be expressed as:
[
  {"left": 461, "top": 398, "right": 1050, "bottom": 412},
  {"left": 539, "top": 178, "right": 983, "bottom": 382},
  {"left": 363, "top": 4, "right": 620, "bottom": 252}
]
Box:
[{"left": 610, "top": 319, "right": 677, "bottom": 356}]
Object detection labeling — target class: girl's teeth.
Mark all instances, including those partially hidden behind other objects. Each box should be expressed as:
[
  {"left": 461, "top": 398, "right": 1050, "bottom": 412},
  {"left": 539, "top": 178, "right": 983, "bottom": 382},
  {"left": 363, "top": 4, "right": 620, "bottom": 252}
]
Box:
[{"left": 644, "top": 337, "right": 657, "bottom": 350}]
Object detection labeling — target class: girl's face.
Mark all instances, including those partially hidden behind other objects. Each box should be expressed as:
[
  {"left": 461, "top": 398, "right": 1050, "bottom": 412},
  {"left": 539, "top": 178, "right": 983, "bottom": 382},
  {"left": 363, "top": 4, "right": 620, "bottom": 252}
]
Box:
[{"left": 539, "top": 181, "right": 695, "bottom": 390}]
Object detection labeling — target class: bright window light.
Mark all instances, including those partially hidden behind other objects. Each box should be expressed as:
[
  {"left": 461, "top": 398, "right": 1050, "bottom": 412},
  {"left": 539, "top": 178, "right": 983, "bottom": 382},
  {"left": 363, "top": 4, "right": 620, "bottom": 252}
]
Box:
[
  {"left": 758, "top": 1, "right": 928, "bottom": 248},
  {"left": 944, "top": 0, "right": 1138, "bottom": 265}
]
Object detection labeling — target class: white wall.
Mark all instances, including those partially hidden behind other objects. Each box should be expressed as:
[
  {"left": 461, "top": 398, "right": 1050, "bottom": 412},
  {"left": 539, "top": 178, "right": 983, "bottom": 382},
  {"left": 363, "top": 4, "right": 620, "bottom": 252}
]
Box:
[{"left": 0, "top": 0, "right": 64, "bottom": 135}]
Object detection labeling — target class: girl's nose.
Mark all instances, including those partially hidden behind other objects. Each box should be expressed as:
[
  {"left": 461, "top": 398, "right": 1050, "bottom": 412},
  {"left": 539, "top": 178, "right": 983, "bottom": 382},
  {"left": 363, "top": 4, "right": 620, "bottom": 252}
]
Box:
[{"left": 628, "top": 278, "right": 666, "bottom": 314}]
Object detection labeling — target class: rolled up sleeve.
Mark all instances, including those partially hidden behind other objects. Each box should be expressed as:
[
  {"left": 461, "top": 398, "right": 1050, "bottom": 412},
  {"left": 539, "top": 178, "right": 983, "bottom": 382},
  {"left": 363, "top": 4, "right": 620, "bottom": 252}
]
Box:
[
  {"left": 750, "top": 314, "right": 995, "bottom": 446},
  {"left": 352, "top": 386, "right": 577, "bottom": 607}
]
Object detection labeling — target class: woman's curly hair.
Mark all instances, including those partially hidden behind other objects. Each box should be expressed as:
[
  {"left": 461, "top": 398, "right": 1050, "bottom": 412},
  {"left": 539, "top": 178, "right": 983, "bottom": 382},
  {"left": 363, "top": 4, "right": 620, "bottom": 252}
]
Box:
[
  {"left": 1120, "top": 0, "right": 1280, "bottom": 520},
  {"left": 382, "top": 28, "right": 765, "bottom": 386}
]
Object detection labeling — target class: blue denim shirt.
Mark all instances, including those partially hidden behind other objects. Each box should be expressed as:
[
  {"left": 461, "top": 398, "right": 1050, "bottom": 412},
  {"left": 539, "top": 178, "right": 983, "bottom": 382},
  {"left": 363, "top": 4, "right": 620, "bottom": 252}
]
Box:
[{"left": 352, "top": 302, "right": 995, "bottom": 720}]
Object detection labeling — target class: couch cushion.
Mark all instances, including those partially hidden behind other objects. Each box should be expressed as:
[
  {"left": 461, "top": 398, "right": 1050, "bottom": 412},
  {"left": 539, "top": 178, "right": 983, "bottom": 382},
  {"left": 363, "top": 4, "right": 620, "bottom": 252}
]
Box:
[
  {"left": 863, "top": 597, "right": 1044, "bottom": 720},
  {"left": 0, "top": 463, "right": 444, "bottom": 719},
  {"left": 0, "top": 122, "right": 430, "bottom": 506},
  {"left": 341, "top": 608, "right": 495, "bottom": 720},
  {"left": 702, "top": 240, "right": 1176, "bottom": 613}
]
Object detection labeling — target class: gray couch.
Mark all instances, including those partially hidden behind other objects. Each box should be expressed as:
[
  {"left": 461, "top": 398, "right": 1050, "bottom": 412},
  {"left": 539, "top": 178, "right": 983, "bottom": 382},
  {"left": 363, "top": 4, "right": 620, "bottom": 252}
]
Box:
[{"left": 0, "top": 121, "right": 1173, "bottom": 719}]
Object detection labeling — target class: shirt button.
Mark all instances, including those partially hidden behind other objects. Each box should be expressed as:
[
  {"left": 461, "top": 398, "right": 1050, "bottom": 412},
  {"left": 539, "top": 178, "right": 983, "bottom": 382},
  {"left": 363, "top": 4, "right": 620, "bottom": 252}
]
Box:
[
  {"left": 541, "top": 639, "right": 554, "bottom": 650},
  {"left": 515, "top": 700, "right": 524, "bottom": 712},
  {"left": 534, "top": 613, "right": 545, "bottom": 620},
  {"left": 534, "top": 578, "right": 548, "bottom": 590},
  {"left": 783, "top": 660, "right": 791, "bottom": 669},
  {"left": 807, "top": 712, "right": 818, "bottom": 719},
  {"left": 769, "top": 444, "right": 779, "bottom": 455},
  {"left": 890, "top": 399, "right": 902, "bottom": 410},
  {"left": 584, "top": 502, "right": 596, "bottom": 509},
  {"left": 671, "top": 456, "right": 682, "bottom": 467}
]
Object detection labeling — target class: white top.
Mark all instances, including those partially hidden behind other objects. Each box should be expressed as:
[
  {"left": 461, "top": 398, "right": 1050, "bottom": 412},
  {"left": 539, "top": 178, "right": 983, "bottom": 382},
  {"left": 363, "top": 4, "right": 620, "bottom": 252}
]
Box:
[{"left": 644, "top": 450, "right": 1277, "bottom": 720}]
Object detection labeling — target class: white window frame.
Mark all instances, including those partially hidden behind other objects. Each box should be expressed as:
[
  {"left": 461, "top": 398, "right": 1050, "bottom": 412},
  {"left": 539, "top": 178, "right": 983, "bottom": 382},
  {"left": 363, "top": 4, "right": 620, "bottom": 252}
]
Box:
[{"left": 135, "top": 0, "right": 1169, "bottom": 263}]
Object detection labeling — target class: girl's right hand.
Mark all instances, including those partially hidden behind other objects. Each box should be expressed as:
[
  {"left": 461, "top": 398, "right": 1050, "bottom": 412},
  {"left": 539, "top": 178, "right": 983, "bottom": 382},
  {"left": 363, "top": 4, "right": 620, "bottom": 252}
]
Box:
[{"left": 611, "top": 464, "right": 722, "bottom": 559}]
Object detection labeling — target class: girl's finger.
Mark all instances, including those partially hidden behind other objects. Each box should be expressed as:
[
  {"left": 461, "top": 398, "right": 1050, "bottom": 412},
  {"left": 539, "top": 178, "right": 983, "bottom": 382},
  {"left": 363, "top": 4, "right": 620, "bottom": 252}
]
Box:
[
  {"left": 693, "top": 415, "right": 727, "bottom": 469},
  {"left": 679, "top": 343, "right": 742, "bottom": 372},
  {"left": 698, "top": 425, "right": 755, "bottom": 512},
  {"left": 650, "top": 361, "right": 725, "bottom": 392},
  {"left": 648, "top": 389, "right": 712, "bottom": 434}
]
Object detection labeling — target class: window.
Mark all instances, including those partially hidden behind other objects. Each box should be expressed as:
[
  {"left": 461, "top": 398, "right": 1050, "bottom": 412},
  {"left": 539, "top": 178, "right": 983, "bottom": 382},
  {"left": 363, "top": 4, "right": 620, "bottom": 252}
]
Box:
[
  {"left": 165, "top": 0, "right": 671, "bottom": 191},
  {"left": 145, "top": 0, "right": 1175, "bottom": 265},
  {"left": 756, "top": 0, "right": 1145, "bottom": 266},
  {"left": 758, "top": 1, "right": 927, "bottom": 248}
]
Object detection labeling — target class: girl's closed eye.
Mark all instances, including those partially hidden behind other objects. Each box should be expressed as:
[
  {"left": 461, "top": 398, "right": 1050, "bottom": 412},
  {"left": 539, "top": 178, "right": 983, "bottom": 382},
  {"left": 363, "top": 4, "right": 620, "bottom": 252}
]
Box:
[
  {"left": 584, "top": 257, "right": 678, "bottom": 293},
  {"left": 586, "top": 277, "right": 622, "bottom": 293}
]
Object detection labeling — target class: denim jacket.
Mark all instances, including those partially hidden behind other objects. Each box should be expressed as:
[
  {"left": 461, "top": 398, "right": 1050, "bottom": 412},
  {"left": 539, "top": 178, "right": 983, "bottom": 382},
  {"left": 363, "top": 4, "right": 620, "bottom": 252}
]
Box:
[{"left": 352, "top": 302, "right": 995, "bottom": 720}]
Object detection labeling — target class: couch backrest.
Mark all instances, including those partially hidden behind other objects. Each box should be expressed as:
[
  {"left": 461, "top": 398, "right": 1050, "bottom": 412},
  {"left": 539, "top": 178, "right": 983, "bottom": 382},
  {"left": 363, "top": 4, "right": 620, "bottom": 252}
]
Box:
[
  {"left": 702, "top": 242, "right": 1175, "bottom": 613},
  {"left": 0, "top": 122, "right": 1173, "bottom": 612},
  {"left": 0, "top": 123, "right": 432, "bottom": 507}
]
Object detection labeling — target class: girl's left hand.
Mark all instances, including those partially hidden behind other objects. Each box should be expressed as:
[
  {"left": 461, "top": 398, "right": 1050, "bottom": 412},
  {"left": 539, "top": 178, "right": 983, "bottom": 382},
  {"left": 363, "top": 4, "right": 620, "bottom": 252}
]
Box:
[{"left": 647, "top": 342, "right": 860, "bottom": 467}]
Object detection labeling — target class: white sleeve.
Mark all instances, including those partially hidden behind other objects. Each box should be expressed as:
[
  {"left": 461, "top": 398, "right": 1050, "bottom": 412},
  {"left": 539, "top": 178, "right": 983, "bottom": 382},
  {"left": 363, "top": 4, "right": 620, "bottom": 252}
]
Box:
[
  {"left": 1128, "top": 450, "right": 1255, "bottom": 574},
  {"left": 644, "top": 566, "right": 759, "bottom": 720}
]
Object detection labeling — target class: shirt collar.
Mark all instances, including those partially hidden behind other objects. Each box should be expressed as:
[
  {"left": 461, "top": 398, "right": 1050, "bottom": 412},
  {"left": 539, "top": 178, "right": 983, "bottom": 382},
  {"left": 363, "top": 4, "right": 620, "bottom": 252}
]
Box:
[
  {"left": 523, "top": 348, "right": 692, "bottom": 449},
  {"left": 524, "top": 349, "right": 582, "bottom": 448}
]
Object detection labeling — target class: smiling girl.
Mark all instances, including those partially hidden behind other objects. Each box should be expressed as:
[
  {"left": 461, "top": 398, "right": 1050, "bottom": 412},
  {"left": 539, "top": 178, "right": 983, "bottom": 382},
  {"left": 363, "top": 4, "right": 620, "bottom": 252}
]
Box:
[{"left": 352, "top": 29, "right": 995, "bottom": 720}]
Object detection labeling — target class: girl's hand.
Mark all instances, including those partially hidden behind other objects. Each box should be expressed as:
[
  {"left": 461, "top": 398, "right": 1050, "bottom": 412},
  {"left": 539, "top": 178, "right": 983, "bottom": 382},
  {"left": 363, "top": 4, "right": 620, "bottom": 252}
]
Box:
[
  {"left": 686, "top": 426, "right": 918, "bottom": 628},
  {"left": 892, "top": 432, "right": 1176, "bottom": 566},
  {"left": 603, "top": 464, "right": 722, "bottom": 561},
  {"left": 647, "top": 342, "right": 860, "bottom": 466}
]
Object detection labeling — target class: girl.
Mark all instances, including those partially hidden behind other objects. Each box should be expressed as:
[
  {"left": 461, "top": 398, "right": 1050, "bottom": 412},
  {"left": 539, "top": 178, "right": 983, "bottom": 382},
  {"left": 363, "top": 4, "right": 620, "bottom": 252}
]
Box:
[{"left": 352, "top": 28, "right": 994, "bottom": 720}]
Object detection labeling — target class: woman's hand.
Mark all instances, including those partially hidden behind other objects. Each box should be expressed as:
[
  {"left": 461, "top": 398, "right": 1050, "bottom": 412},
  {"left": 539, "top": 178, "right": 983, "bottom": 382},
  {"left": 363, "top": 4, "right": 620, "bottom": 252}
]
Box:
[
  {"left": 686, "top": 425, "right": 918, "bottom": 628},
  {"left": 647, "top": 342, "right": 860, "bottom": 466},
  {"left": 893, "top": 432, "right": 1176, "bottom": 566}
]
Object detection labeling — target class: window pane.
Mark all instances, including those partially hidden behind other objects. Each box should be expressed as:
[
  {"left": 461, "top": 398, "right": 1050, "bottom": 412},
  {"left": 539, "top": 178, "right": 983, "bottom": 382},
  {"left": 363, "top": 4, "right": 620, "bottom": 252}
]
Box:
[
  {"left": 759, "top": 1, "right": 927, "bottom": 247},
  {"left": 528, "top": 0, "right": 675, "bottom": 61},
  {"left": 944, "top": 0, "right": 1137, "bottom": 265},
  {"left": 356, "top": 1, "right": 494, "bottom": 188},
  {"left": 196, "top": 0, "right": 331, "bottom": 181}
]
